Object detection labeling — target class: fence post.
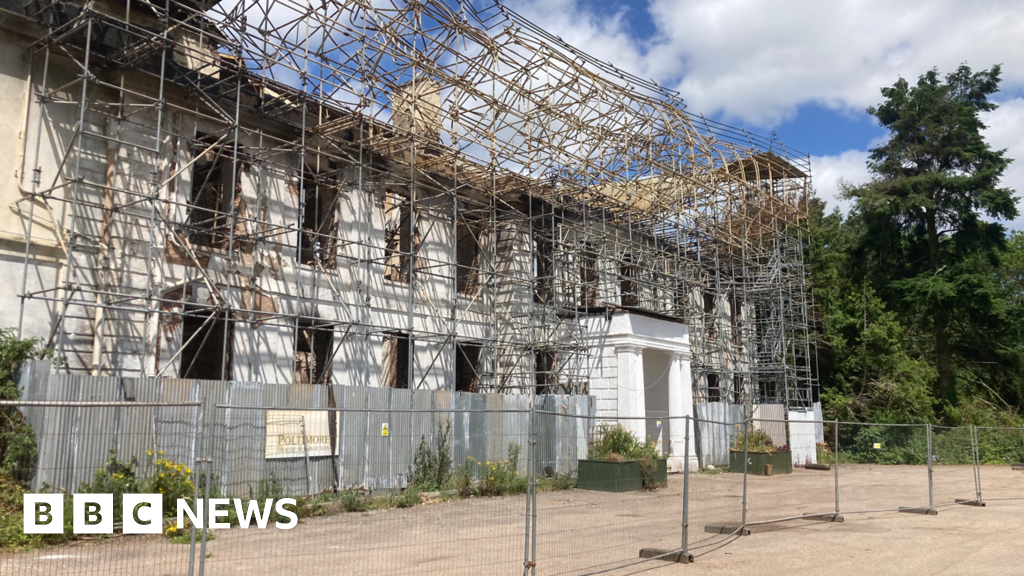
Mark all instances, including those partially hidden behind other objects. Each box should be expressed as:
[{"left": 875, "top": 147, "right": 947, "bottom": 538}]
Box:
[
  {"left": 198, "top": 406, "right": 213, "bottom": 576},
  {"left": 188, "top": 406, "right": 204, "bottom": 576},
  {"left": 532, "top": 403, "right": 540, "bottom": 576},
  {"left": 682, "top": 415, "right": 690, "bottom": 556},
  {"left": 834, "top": 419, "right": 840, "bottom": 515},
  {"left": 522, "top": 402, "right": 532, "bottom": 576},
  {"left": 741, "top": 415, "right": 749, "bottom": 527},
  {"left": 300, "top": 415, "right": 312, "bottom": 496},
  {"left": 972, "top": 425, "right": 983, "bottom": 504},
  {"left": 926, "top": 423, "right": 933, "bottom": 510}
]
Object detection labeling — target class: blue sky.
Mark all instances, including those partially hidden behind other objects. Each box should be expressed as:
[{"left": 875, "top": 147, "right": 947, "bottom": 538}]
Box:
[{"left": 496, "top": 0, "right": 1024, "bottom": 228}]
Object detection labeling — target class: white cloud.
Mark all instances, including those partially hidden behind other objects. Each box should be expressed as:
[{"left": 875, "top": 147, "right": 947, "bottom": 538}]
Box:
[
  {"left": 504, "top": 0, "right": 1024, "bottom": 228},
  {"left": 810, "top": 150, "right": 872, "bottom": 215},
  {"left": 508, "top": 0, "right": 1024, "bottom": 129},
  {"left": 808, "top": 98, "right": 1024, "bottom": 226},
  {"left": 982, "top": 98, "right": 1024, "bottom": 230},
  {"left": 503, "top": 0, "right": 650, "bottom": 82},
  {"left": 651, "top": 0, "right": 1024, "bottom": 127}
]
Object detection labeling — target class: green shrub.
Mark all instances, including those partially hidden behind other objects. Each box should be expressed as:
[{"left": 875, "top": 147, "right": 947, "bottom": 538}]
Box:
[
  {"left": 409, "top": 419, "right": 453, "bottom": 491},
  {"left": 146, "top": 451, "right": 195, "bottom": 515},
  {"left": 0, "top": 329, "right": 50, "bottom": 486},
  {"left": 79, "top": 451, "right": 141, "bottom": 524},
  {"left": 843, "top": 426, "right": 928, "bottom": 465},
  {"left": 731, "top": 429, "right": 779, "bottom": 454},
  {"left": 588, "top": 424, "right": 661, "bottom": 487},
  {"left": 0, "top": 477, "right": 72, "bottom": 549},
  {"left": 538, "top": 473, "right": 576, "bottom": 491}
]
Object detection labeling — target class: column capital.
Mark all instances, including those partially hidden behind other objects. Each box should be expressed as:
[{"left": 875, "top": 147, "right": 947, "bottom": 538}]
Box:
[
  {"left": 614, "top": 343, "right": 644, "bottom": 355},
  {"left": 670, "top": 350, "right": 692, "bottom": 362}
]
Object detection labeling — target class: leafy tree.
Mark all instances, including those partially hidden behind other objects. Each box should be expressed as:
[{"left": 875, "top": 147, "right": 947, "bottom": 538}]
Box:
[
  {"left": 809, "top": 198, "right": 936, "bottom": 423},
  {"left": 0, "top": 328, "right": 50, "bottom": 483},
  {"left": 845, "top": 65, "right": 1017, "bottom": 405}
]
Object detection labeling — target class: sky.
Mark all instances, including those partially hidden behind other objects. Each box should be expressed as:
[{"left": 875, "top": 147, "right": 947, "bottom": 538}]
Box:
[{"left": 497, "top": 0, "right": 1024, "bottom": 229}]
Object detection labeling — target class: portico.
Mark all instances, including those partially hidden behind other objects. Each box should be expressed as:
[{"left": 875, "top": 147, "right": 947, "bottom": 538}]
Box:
[{"left": 585, "top": 311, "right": 698, "bottom": 472}]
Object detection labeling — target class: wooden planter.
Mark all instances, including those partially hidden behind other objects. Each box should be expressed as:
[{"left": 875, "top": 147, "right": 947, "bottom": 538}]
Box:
[
  {"left": 577, "top": 459, "right": 669, "bottom": 492},
  {"left": 728, "top": 450, "right": 792, "bottom": 475}
]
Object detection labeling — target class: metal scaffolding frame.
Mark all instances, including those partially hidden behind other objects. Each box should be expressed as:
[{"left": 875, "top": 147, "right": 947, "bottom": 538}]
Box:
[{"left": 11, "top": 0, "right": 817, "bottom": 407}]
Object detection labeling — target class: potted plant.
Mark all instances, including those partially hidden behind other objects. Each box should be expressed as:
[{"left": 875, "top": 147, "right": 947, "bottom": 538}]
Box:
[
  {"left": 577, "top": 424, "right": 668, "bottom": 492},
  {"left": 729, "top": 429, "right": 791, "bottom": 476}
]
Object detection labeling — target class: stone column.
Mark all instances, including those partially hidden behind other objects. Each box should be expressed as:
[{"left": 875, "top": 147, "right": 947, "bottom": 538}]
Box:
[
  {"left": 615, "top": 344, "right": 645, "bottom": 440},
  {"left": 668, "top": 351, "right": 698, "bottom": 472}
]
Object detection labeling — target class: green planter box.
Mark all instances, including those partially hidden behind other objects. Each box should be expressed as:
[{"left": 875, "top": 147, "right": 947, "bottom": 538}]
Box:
[
  {"left": 578, "top": 460, "right": 643, "bottom": 492},
  {"left": 729, "top": 450, "right": 792, "bottom": 475},
  {"left": 577, "top": 459, "right": 668, "bottom": 492},
  {"left": 647, "top": 458, "right": 668, "bottom": 487}
]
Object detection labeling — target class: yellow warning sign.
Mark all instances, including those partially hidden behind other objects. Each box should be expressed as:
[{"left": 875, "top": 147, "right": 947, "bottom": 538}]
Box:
[
  {"left": 873, "top": 443, "right": 881, "bottom": 449},
  {"left": 381, "top": 423, "right": 389, "bottom": 437}
]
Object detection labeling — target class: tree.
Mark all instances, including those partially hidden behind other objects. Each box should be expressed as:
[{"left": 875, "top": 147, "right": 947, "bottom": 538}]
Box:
[
  {"left": 845, "top": 65, "right": 1017, "bottom": 405},
  {"left": 809, "top": 198, "right": 936, "bottom": 423}
]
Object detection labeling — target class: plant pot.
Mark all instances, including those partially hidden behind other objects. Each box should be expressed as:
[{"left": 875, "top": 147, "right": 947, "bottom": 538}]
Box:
[
  {"left": 644, "top": 458, "right": 668, "bottom": 488},
  {"left": 577, "top": 459, "right": 643, "bottom": 492},
  {"left": 728, "top": 450, "right": 792, "bottom": 475}
]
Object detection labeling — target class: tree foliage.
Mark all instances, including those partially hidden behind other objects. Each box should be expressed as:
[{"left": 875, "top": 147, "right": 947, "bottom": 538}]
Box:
[
  {"left": 0, "top": 329, "right": 49, "bottom": 483},
  {"left": 817, "top": 65, "right": 1020, "bottom": 424}
]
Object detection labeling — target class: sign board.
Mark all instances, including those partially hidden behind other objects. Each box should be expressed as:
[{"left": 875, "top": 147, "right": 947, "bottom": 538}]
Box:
[
  {"left": 381, "top": 423, "right": 389, "bottom": 437},
  {"left": 873, "top": 443, "right": 882, "bottom": 449},
  {"left": 265, "top": 411, "right": 339, "bottom": 459}
]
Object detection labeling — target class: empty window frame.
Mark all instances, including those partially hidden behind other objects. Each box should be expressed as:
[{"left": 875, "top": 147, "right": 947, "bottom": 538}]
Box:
[
  {"left": 299, "top": 169, "right": 339, "bottom": 268},
  {"left": 703, "top": 291, "right": 717, "bottom": 340},
  {"left": 384, "top": 192, "right": 416, "bottom": 283},
  {"left": 730, "top": 295, "right": 744, "bottom": 345},
  {"left": 179, "top": 306, "right": 234, "bottom": 380},
  {"left": 455, "top": 341, "right": 482, "bottom": 392},
  {"left": 673, "top": 280, "right": 688, "bottom": 321},
  {"left": 733, "top": 375, "right": 744, "bottom": 405},
  {"left": 706, "top": 373, "right": 721, "bottom": 403},
  {"left": 294, "top": 319, "right": 335, "bottom": 385},
  {"left": 620, "top": 252, "right": 639, "bottom": 307},
  {"left": 757, "top": 376, "right": 778, "bottom": 403},
  {"left": 456, "top": 219, "right": 480, "bottom": 295},
  {"left": 532, "top": 235, "right": 554, "bottom": 305},
  {"left": 579, "top": 242, "right": 598, "bottom": 308},
  {"left": 382, "top": 332, "right": 411, "bottom": 389},
  {"left": 188, "top": 134, "right": 238, "bottom": 248},
  {"left": 535, "top": 350, "right": 556, "bottom": 395}
]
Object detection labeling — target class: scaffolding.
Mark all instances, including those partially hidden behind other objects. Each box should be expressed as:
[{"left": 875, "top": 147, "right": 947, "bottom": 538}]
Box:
[{"left": 10, "top": 0, "right": 817, "bottom": 407}]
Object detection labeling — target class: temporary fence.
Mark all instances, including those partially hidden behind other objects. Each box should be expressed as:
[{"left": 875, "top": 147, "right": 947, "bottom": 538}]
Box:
[
  {"left": 974, "top": 426, "right": 1024, "bottom": 502},
  {"left": 0, "top": 400, "right": 201, "bottom": 576},
  {"left": 1, "top": 401, "right": 1022, "bottom": 576}
]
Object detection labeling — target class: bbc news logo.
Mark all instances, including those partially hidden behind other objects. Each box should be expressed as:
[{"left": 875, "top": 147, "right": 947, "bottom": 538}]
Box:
[{"left": 23, "top": 494, "right": 298, "bottom": 534}]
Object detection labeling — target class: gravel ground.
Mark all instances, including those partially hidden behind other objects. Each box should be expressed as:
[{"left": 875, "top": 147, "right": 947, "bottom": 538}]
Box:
[{"left": 2, "top": 464, "right": 1021, "bottom": 576}]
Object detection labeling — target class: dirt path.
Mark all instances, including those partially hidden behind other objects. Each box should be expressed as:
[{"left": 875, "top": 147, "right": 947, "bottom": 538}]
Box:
[{"left": 3, "top": 465, "right": 1020, "bottom": 576}]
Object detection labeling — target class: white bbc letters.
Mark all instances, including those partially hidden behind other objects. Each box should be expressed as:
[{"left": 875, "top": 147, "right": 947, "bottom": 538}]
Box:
[
  {"left": 177, "top": 498, "right": 204, "bottom": 529},
  {"left": 23, "top": 494, "right": 64, "bottom": 534},
  {"left": 208, "top": 498, "right": 231, "bottom": 529},
  {"left": 73, "top": 493, "right": 114, "bottom": 534},
  {"left": 274, "top": 498, "right": 297, "bottom": 529},
  {"left": 123, "top": 494, "right": 163, "bottom": 534},
  {"left": 25, "top": 494, "right": 298, "bottom": 534}
]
